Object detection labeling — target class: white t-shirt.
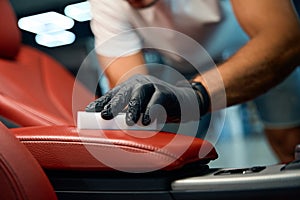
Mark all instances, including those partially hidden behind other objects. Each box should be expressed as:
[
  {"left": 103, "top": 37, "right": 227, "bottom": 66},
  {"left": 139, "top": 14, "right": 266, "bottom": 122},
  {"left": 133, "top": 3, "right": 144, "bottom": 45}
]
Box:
[{"left": 90, "top": 0, "right": 248, "bottom": 73}]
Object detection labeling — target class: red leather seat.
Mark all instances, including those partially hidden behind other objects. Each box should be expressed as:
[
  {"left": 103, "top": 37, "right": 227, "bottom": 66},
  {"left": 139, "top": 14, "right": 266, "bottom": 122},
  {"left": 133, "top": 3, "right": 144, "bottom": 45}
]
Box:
[
  {"left": 0, "top": 0, "right": 218, "bottom": 174},
  {"left": 0, "top": 0, "right": 94, "bottom": 127},
  {"left": 0, "top": 122, "right": 57, "bottom": 200}
]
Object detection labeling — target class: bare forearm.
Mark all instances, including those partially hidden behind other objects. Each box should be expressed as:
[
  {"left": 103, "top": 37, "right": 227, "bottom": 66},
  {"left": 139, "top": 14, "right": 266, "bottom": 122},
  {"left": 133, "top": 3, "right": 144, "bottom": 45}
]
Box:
[
  {"left": 222, "top": 31, "right": 299, "bottom": 106},
  {"left": 194, "top": 0, "right": 300, "bottom": 109},
  {"left": 98, "top": 51, "right": 148, "bottom": 88},
  {"left": 194, "top": 31, "right": 300, "bottom": 108}
]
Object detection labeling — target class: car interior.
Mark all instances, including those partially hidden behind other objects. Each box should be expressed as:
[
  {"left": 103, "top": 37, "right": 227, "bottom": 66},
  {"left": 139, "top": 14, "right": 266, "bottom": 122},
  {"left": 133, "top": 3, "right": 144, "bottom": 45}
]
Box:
[{"left": 0, "top": 0, "right": 300, "bottom": 199}]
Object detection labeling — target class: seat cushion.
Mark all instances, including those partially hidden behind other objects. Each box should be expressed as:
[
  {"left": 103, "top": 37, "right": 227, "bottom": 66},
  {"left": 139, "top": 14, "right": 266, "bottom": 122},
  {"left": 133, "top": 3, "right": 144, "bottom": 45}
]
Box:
[
  {"left": 12, "top": 125, "right": 218, "bottom": 172},
  {"left": 0, "top": 45, "right": 94, "bottom": 126}
]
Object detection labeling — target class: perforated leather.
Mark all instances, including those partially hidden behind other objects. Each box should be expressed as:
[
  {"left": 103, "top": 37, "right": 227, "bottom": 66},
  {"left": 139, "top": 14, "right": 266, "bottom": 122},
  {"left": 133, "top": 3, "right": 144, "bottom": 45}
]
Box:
[{"left": 12, "top": 126, "right": 218, "bottom": 171}]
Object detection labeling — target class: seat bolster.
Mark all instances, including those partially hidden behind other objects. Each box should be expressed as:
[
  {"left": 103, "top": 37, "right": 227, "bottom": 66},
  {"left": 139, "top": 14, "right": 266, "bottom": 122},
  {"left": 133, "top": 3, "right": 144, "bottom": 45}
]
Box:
[
  {"left": 0, "top": 123, "right": 57, "bottom": 200},
  {"left": 11, "top": 126, "right": 218, "bottom": 171}
]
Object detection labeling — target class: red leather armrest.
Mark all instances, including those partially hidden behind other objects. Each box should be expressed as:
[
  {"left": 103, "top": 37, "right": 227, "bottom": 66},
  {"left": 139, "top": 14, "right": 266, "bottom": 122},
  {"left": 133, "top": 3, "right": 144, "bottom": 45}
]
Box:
[{"left": 11, "top": 126, "right": 217, "bottom": 172}]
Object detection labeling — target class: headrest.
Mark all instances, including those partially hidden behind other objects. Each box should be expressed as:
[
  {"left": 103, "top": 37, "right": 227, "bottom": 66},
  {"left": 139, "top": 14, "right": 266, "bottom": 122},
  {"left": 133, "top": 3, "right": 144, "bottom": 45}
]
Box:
[{"left": 0, "top": 0, "right": 21, "bottom": 60}]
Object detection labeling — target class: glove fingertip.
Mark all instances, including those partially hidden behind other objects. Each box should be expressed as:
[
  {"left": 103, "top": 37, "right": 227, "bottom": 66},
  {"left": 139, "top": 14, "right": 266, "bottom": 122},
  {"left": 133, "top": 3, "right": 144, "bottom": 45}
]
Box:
[
  {"left": 85, "top": 101, "right": 99, "bottom": 112},
  {"left": 126, "top": 112, "right": 136, "bottom": 126},
  {"left": 142, "top": 113, "right": 151, "bottom": 126},
  {"left": 101, "top": 108, "right": 114, "bottom": 120}
]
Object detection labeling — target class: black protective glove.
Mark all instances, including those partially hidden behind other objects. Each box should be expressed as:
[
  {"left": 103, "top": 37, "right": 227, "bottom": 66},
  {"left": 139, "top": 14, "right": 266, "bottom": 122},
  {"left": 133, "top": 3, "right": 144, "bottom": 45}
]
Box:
[{"left": 85, "top": 74, "right": 210, "bottom": 126}]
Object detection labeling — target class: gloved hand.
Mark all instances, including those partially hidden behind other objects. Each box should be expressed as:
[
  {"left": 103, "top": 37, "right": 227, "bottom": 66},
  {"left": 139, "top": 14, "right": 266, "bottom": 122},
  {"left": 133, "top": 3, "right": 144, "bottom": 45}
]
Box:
[{"left": 85, "top": 74, "right": 210, "bottom": 126}]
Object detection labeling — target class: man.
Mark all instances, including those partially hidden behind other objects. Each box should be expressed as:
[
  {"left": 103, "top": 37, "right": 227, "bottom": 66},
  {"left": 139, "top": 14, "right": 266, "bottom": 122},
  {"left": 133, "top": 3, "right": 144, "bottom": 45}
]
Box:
[{"left": 87, "top": 0, "right": 300, "bottom": 163}]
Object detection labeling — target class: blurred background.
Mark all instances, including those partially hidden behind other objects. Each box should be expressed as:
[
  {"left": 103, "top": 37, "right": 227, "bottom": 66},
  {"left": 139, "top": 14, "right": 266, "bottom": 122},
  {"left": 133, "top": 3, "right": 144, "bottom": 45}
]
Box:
[
  {"left": 10, "top": 0, "right": 101, "bottom": 94},
  {"left": 9, "top": 0, "right": 279, "bottom": 168}
]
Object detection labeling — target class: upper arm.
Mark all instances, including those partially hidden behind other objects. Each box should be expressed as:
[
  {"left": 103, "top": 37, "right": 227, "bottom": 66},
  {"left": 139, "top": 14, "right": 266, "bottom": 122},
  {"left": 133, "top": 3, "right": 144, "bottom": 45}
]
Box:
[
  {"left": 90, "top": 0, "right": 142, "bottom": 57},
  {"left": 231, "top": 0, "right": 300, "bottom": 38},
  {"left": 90, "top": 0, "right": 147, "bottom": 87}
]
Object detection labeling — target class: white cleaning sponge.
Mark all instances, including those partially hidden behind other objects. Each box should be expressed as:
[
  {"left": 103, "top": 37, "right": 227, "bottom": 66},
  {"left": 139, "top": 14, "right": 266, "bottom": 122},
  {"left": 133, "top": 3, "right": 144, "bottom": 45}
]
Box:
[{"left": 77, "top": 111, "right": 158, "bottom": 130}]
